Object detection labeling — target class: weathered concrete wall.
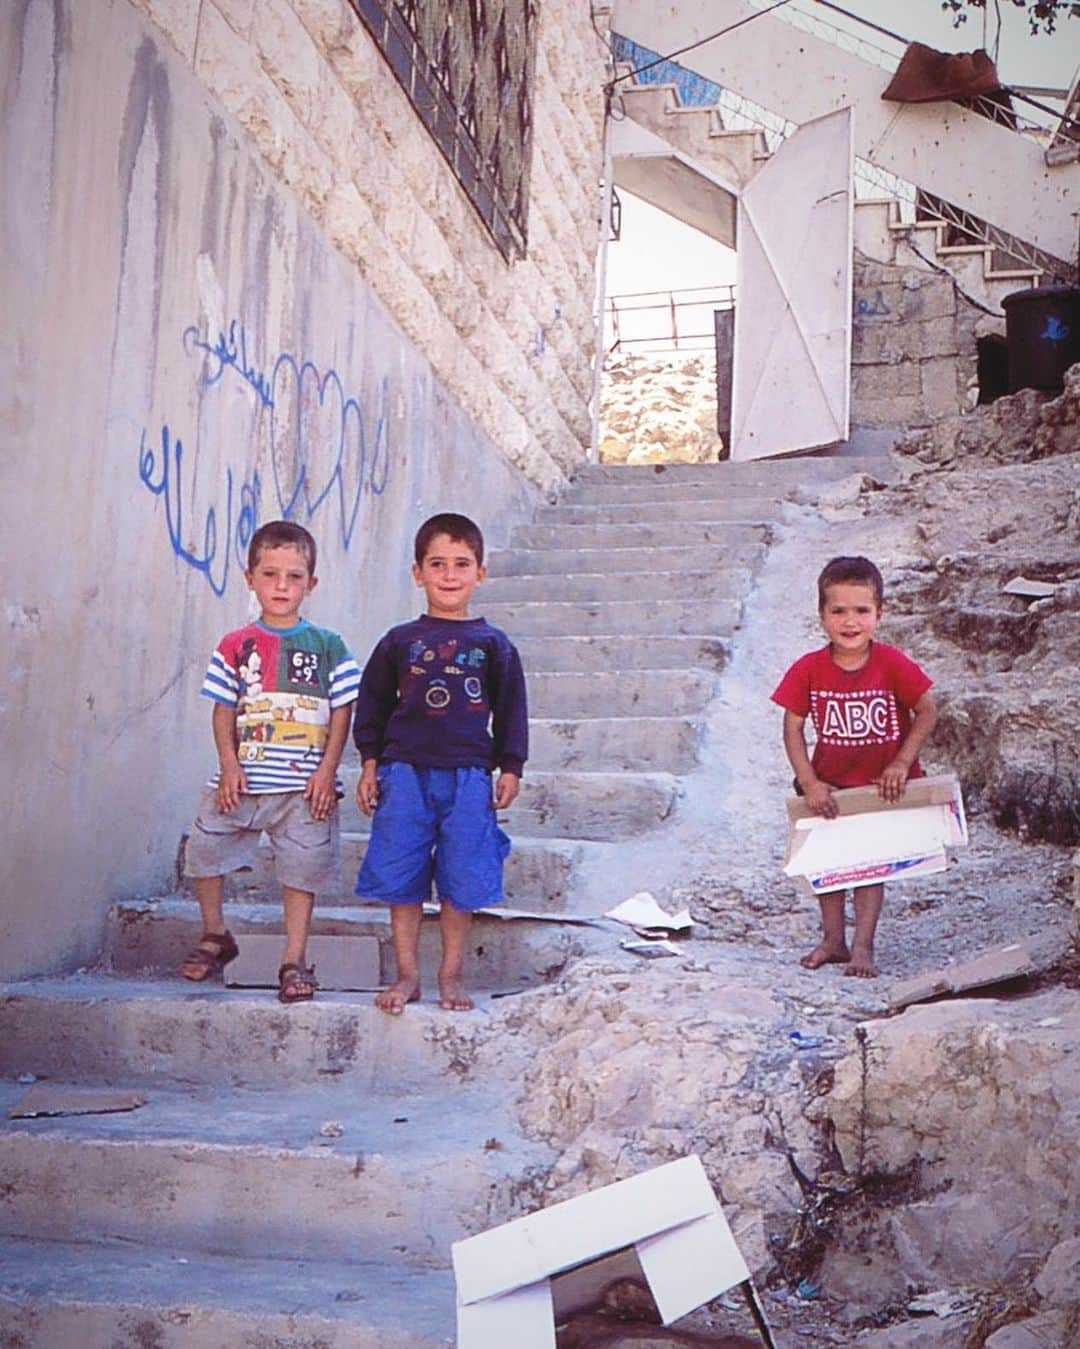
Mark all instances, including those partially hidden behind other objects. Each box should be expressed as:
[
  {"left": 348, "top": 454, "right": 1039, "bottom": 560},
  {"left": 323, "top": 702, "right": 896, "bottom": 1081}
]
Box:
[
  {"left": 851, "top": 250, "right": 979, "bottom": 429},
  {"left": 0, "top": 0, "right": 605, "bottom": 979}
]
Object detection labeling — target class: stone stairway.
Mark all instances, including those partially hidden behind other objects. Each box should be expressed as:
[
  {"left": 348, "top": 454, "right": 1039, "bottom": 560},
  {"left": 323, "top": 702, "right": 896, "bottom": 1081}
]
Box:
[
  {"left": 0, "top": 455, "right": 892, "bottom": 1343},
  {"left": 614, "top": 71, "right": 1048, "bottom": 309}
]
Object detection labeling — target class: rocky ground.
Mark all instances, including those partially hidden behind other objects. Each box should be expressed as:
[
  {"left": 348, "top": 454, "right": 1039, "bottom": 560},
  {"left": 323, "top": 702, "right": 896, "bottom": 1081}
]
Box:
[
  {"left": 599, "top": 351, "right": 725, "bottom": 465},
  {"left": 471, "top": 371, "right": 1080, "bottom": 1346}
]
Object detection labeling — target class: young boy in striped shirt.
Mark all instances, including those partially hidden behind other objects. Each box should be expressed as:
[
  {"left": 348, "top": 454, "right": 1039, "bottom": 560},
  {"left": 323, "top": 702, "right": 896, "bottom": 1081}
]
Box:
[{"left": 180, "top": 521, "right": 360, "bottom": 1003}]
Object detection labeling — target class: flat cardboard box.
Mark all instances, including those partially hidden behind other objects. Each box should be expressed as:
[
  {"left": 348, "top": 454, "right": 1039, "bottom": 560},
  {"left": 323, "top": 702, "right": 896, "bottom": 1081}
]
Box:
[
  {"left": 452, "top": 1155, "right": 750, "bottom": 1348},
  {"left": 784, "top": 773, "right": 967, "bottom": 895}
]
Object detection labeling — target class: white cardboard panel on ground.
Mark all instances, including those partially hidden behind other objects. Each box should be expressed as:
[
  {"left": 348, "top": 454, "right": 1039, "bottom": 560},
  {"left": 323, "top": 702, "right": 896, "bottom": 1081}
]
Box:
[
  {"left": 637, "top": 1210, "right": 750, "bottom": 1323},
  {"left": 457, "top": 1280, "right": 555, "bottom": 1349},
  {"left": 453, "top": 1156, "right": 750, "bottom": 1346},
  {"left": 783, "top": 774, "right": 967, "bottom": 894}
]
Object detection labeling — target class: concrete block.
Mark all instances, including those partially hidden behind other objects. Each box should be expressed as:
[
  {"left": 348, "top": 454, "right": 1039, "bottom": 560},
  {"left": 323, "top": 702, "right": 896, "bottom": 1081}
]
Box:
[
  {"left": 921, "top": 356, "right": 962, "bottom": 416},
  {"left": 252, "top": 0, "right": 323, "bottom": 124},
  {"left": 225, "top": 934, "right": 380, "bottom": 990}
]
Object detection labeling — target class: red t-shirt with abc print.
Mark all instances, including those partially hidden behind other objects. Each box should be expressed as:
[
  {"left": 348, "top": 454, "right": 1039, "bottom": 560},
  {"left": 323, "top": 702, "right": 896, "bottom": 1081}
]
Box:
[{"left": 771, "top": 642, "right": 932, "bottom": 787}]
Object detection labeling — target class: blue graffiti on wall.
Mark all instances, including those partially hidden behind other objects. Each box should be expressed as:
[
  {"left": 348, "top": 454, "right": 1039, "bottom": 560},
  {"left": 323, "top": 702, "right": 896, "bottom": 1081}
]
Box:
[{"left": 139, "top": 318, "right": 390, "bottom": 595}]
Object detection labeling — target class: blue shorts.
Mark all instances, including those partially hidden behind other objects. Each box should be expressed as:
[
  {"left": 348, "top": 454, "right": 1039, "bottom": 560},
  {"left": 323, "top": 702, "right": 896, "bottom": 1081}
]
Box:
[{"left": 355, "top": 763, "right": 511, "bottom": 912}]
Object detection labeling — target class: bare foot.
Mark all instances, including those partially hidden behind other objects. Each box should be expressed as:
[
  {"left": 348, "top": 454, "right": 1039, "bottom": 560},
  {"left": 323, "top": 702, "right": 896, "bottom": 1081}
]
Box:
[
  {"left": 374, "top": 976, "right": 421, "bottom": 1015},
  {"left": 437, "top": 973, "right": 474, "bottom": 1012},
  {"left": 800, "top": 942, "right": 850, "bottom": 970},
  {"left": 844, "top": 946, "right": 879, "bottom": 978}
]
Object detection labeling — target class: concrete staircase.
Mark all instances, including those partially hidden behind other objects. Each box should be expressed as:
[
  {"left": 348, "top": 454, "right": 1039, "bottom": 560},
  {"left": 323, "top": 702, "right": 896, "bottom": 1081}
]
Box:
[
  {"left": 612, "top": 70, "right": 1049, "bottom": 310},
  {"left": 0, "top": 455, "right": 892, "bottom": 1343}
]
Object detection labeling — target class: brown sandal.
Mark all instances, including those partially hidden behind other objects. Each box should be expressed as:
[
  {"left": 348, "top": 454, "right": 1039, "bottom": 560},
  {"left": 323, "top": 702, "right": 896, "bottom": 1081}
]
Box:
[
  {"left": 180, "top": 930, "right": 239, "bottom": 982},
  {"left": 278, "top": 962, "right": 318, "bottom": 1004}
]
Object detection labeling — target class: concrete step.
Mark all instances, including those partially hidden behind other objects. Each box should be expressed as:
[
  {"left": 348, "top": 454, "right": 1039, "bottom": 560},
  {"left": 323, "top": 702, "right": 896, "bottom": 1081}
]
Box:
[
  {"left": 510, "top": 520, "right": 769, "bottom": 550},
  {"left": 516, "top": 633, "right": 729, "bottom": 674},
  {"left": 510, "top": 770, "right": 679, "bottom": 841},
  {"left": 0, "top": 974, "right": 565, "bottom": 1089},
  {"left": 569, "top": 455, "right": 895, "bottom": 485},
  {"left": 486, "top": 539, "right": 766, "bottom": 577},
  {"left": 107, "top": 896, "right": 607, "bottom": 990},
  {"left": 0, "top": 1237, "right": 455, "bottom": 1348},
  {"left": 0, "top": 1076, "right": 550, "bottom": 1268},
  {"left": 535, "top": 498, "right": 782, "bottom": 526},
  {"left": 481, "top": 567, "right": 749, "bottom": 603},
  {"left": 527, "top": 668, "right": 718, "bottom": 718},
  {"left": 336, "top": 765, "right": 681, "bottom": 838},
  {"left": 225, "top": 833, "right": 589, "bottom": 911},
  {"left": 484, "top": 596, "right": 741, "bottom": 637},
  {"left": 531, "top": 715, "right": 702, "bottom": 773}
]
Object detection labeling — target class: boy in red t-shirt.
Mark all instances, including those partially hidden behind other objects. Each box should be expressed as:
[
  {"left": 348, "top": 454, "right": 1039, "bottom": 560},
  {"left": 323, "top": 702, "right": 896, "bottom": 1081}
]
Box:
[{"left": 771, "top": 556, "right": 937, "bottom": 978}]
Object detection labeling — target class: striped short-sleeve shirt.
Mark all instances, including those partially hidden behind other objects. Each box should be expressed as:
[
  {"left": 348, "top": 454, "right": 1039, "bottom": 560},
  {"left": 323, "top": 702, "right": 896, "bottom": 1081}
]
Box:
[{"left": 202, "top": 619, "right": 360, "bottom": 793}]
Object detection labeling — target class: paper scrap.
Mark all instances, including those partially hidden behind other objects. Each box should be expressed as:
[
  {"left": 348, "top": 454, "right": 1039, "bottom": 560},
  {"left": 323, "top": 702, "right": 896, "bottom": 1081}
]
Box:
[
  {"left": 8, "top": 1084, "right": 147, "bottom": 1118},
  {"left": 605, "top": 892, "right": 693, "bottom": 933},
  {"left": 1002, "top": 576, "right": 1056, "bottom": 599},
  {"left": 621, "top": 938, "right": 682, "bottom": 958}
]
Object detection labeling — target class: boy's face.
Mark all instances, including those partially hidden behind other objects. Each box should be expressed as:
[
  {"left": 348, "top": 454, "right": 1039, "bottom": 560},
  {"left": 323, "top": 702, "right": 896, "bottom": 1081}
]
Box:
[
  {"left": 413, "top": 532, "right": 486, "bottom": 620},
  {"left": 820, "top": 581, "right": 881, "bottom": 661},
  {"left": 246, "top": 544, "right": 316, "bottom": 628}
]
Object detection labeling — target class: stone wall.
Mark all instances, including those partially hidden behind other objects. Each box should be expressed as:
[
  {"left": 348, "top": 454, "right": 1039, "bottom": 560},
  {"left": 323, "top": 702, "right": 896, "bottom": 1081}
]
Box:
[
  {"left": 0, "top": 0, "right": 607, "bottom": 980},
  {"left": 851, "top": 249, "right": 983, "bottom": 429},
  {"left": 130, "top": 0, "right": 610, "bottom": 491}
]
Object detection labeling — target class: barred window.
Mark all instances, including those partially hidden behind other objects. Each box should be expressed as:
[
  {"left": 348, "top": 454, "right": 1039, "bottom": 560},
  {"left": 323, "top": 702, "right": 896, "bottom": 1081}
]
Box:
[{"left": 351, "top": 0, "right": 537, "bottom": 261}]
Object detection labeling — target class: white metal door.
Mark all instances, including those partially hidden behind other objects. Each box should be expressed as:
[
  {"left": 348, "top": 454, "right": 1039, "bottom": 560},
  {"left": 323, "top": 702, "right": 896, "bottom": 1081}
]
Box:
[{"left": 730, "top": 107, "right": 853, "bottom": 460}]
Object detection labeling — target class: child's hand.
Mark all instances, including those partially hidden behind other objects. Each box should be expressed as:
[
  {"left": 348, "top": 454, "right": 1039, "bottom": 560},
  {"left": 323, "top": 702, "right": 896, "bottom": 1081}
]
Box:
[
  {"left": 304, "top": 765, "right": 338, "bottom": 821},
  {"left": 217, "top": 763, "right": 248, "bottom": 813},
  {"left": 803, "top": 779, "right": 838, "bottom": 818},
  {"left": 876, "top": 759, "right": 911, "bottom": 803},
  {"left": 494, "top": 770, "right": 520, "bottom": 810},
  {"left": 357, "top": 762, "right": 380, "bottom": 817}
]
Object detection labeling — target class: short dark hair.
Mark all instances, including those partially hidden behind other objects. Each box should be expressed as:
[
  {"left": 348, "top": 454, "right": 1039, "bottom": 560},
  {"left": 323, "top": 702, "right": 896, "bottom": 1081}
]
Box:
[
  {"left": 817, "top": 555, "right": 884, "bottom": 608},
  {"left": 247, "top": 520, "right": 317, "bottom": 574},
  {"left": 414, "top": 513, "right": 485, "bottom": 566}
]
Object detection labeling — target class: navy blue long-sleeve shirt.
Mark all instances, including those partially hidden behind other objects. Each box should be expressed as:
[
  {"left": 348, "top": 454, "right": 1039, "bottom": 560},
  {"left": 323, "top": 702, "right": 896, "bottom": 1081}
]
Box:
[{"left": 352, "top": 615, "right": 528, "bottom": 775}]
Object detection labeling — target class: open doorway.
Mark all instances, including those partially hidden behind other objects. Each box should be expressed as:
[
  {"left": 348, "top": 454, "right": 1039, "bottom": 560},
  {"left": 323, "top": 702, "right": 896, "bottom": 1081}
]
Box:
[{"left": 599, "top": 191, "right": 736, "bottom": 466}]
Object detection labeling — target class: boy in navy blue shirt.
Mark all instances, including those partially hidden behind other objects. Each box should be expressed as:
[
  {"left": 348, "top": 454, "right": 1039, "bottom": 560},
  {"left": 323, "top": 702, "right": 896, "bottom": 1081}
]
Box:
[{"left": 354, "top": 513, "right": 528, "bottom": 1013}]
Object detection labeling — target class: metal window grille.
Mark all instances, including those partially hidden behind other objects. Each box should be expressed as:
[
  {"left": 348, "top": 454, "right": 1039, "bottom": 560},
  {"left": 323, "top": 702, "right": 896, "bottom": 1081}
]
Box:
[{"left": 351, "top": 0, "right": 537, "bottom": 261}]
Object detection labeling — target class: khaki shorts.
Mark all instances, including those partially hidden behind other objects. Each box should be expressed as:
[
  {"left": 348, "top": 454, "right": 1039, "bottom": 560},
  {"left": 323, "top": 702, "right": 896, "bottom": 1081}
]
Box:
[{"left": 185, "top": 788, "right": 340, "bottom": 895}]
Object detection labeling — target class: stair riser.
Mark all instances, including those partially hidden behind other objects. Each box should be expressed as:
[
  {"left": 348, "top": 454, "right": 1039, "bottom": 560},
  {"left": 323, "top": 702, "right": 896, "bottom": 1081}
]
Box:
[
  {"left": 526, "top": 670, "right": 718, "bottom": 718},
  {"left": 510, "top": 774, "right": 678, "bottom": 841},
  {"left": 537, "top": 500, "right": 781, "bottom": 525},
  {"left": 334, "top": 768, "right": 682, "bottom": 838},
  {"left": 484, "top": 598, "right": 741, "bottom": 637},
  {"left": 559, "top": 480, "right": 794, "bottom": 505},
  {"left": 487, "top": 541, "right": 765, "bottom": 576},
  {"left": 481, "top": 569, "right": 747, "bottom": 603},
  {"left": 516, "top": 634, "right": 729, "bottom": 674},
  {"left": 0, "top": 994, "right": 491, "bottom": 1089},
  {"left": 531, "top": 717, "right": 701, "bottom": 773},
  {"left": 511, "top": 522, "right": 768, "bottom": 550},
  {"left": 0, "top": 1135, "right": 532, "bottom": 1269},
  {"left": 570, "top": 458, "right": 889, "bottom": 484},
  {"left": 220, "top": 836, "right": 581, "bottom": 910},
  {"left": 106, "top": 905, "right": 601, "bottom": 989}
]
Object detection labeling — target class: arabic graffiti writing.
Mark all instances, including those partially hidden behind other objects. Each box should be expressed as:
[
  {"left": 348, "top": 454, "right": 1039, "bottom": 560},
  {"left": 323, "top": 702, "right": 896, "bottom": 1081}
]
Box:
[
  {"left": 139, "top": 318, "right": 391, "bottom": 595},
  {"left": 854, "top": 289, "right": 891, "bottom": 320}
]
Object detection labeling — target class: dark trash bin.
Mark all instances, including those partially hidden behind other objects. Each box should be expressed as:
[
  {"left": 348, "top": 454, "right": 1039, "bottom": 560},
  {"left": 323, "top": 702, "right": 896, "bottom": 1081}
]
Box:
[{"left": 1001, "top": 285, "right": 1080, "bottom": 393}]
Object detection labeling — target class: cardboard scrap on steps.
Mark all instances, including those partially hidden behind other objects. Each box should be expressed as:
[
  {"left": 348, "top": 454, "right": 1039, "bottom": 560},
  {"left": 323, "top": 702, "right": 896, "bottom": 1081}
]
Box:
[{"left": 8, "top": 1084, "right": 147, "bottom": 1118}]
